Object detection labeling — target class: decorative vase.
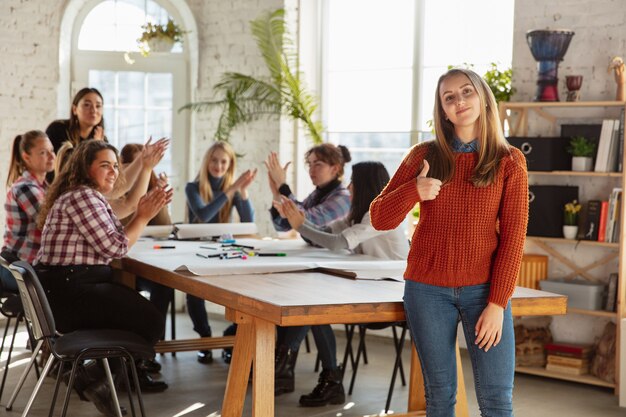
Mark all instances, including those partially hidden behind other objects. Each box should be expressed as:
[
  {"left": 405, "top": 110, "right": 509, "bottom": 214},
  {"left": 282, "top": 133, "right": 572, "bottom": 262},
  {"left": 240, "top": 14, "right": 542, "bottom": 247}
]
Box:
[
  {"left": 571, "top": 156, "right": 593, "bottom": 171},
  {"left": 565, "top": 75, "right": 583, "bottom": 101},
  {"left": 526, "top": 29, "right": 575, "bottom": 102},
  {"left": 147, "top": 37, "right": 175, "bottom": 53},
  {"left": 563, "top": 225, "right": 578, "bottom": 239}
]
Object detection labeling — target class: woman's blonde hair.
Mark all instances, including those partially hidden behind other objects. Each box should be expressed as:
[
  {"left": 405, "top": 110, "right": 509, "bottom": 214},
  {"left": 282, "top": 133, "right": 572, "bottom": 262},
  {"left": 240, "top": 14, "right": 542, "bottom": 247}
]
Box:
[
  {"left": 197, "top": 141, "right": 236, "bottom": 223},
  {"left": 430, "top": 68, "right": 509, "bottom": 187}
]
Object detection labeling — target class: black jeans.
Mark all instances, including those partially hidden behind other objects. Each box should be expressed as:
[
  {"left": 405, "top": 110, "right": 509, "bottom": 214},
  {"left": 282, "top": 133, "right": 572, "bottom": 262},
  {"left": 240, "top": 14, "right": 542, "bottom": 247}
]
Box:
[{"left": 36, "top": 264, "right": 164, "bottom": 346}]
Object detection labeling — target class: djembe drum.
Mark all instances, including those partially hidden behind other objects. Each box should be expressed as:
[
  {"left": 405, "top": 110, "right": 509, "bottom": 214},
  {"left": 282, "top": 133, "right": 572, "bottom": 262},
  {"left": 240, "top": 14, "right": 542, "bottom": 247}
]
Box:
[{"left": 526, "top": 29, "right": 575, "bottom": 102}]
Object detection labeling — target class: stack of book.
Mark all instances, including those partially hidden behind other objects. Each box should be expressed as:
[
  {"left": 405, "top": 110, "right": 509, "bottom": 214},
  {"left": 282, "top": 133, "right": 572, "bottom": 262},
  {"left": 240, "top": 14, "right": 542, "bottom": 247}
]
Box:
[
  {"left": 581, "top": 188, "right": 622, "bottom": 242},
  {"left": 544, "top": 342, "right": 593, "bottom": 375},
  {"left": 594, "top": 110, "right": 624, "bottom": 172}
]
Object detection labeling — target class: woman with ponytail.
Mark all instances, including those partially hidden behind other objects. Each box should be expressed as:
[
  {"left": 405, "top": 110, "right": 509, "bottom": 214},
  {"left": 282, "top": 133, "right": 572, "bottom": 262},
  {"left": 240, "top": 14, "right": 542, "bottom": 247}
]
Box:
[
  {"left": 265, "top": 143, "right": 352, "bottom": 398},
  {"left": 1, "top": 131, "right": 55, "bottom": 291}
]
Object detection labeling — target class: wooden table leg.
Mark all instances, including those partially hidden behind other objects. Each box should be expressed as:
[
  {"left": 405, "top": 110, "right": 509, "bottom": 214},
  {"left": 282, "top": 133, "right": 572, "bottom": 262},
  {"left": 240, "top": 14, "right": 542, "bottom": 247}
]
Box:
[
  {"left": 222, "top": 315, "right": 254, "bottom": 417},
  {"left": 222, "top": 311, "right": 276, "bottom": 417},
  {"left": 251, "top": 317, "right": 275, "bottom": 417},
  {"left": 455, "top": 342, "right": 469, "bottom": 417},
  {"left": 408, "top": 342, "right": 426, "bottom": 412},
  {"left": 407, "top": 341, "right": 469, "bottom": 417}
]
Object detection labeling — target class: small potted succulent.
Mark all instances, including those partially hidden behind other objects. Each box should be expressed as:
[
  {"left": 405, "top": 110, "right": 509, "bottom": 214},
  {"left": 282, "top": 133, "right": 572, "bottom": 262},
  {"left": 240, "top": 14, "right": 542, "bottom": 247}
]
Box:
[
  {"left": 567, "top": 136, "right": 595, "bottom": 171},
  {"left": 137, "top": 19, "right": 186, "bottom": 56},
  {"left": 563, "top": 199, "right": 581, "bottom": 239}
]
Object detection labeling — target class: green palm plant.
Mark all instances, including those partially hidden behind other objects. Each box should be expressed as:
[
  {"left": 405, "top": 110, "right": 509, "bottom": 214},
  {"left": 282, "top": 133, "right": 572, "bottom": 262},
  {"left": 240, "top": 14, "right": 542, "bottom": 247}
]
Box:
[{"left": 180, "top": 8, "right": 323, "bottom": 144}]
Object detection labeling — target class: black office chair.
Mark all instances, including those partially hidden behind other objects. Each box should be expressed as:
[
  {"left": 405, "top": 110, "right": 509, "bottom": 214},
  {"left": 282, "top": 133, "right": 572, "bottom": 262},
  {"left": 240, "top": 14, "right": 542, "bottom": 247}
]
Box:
[
  {"left": 0, "top": 256, "right": 39, "bottom": 404},
  {"left": 6, "top": 261, "right": 154, "bottom": 416},
  {"left": 342, "top": 322, "right": 408, "bottom": 414}
]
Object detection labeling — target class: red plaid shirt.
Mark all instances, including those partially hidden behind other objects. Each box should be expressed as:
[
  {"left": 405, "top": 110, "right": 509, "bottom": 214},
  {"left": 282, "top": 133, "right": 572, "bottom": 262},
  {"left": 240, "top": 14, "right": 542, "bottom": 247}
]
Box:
[
  {"left": 36, "top": 186, "right": 129, "bottom": 266},
  {"left": 2, "top": 171, "right": 47, "bottom": 263}
]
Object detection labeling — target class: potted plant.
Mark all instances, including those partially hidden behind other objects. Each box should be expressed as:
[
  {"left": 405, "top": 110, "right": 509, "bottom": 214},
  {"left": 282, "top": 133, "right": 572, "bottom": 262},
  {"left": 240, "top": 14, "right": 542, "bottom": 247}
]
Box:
[
  {"left": 137, "top": 19, "right": 186, "bottom": 56},
  {"left": 180, "top": 9, "right": 323, "bottom": 144},
  {"left": 567, "top": 136, "right": 595, "bottom": 171},
  {"left": 563, "top": 199, "right": 581, "bottom": 239}
]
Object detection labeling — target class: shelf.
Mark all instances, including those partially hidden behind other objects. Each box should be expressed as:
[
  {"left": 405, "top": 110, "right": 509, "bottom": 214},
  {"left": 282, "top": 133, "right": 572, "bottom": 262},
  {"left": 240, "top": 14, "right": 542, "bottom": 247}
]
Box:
[
  {"left": 528, "top": 170, "right": 622, "bottom": 177},
  {"left": 526, "top": 236, "right": 619, "bottom": 248},
  {"left": 567, "top": 308, "right": 617, "bottom": 318},
  {"left": 515, "top": 365, "right": 615, "bottom": 388},
  {"left": 502, "top": 101, "right": 626, "bottom": 109}
]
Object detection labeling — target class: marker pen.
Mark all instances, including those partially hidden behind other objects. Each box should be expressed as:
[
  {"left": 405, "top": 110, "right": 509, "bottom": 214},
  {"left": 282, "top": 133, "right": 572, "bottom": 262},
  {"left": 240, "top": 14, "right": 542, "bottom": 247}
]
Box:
[{"left": 154, "top": 245, "right": 176, "bottom": 249}]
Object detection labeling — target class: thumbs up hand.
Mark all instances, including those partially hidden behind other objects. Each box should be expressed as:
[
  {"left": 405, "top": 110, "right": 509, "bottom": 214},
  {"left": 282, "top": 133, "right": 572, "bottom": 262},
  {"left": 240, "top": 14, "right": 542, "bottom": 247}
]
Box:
[{"left": 416, "top": 160, "right": 442, "bottom": 201}]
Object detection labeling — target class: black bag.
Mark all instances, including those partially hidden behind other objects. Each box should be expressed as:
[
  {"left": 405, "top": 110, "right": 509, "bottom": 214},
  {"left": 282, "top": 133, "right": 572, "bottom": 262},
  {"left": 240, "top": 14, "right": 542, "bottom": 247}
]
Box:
[
  {"left": 508, "top": 137, "right": 571, "bottom": 171},
  {"left": 528, "top": 185, "right": 579, "bottom": 237}
]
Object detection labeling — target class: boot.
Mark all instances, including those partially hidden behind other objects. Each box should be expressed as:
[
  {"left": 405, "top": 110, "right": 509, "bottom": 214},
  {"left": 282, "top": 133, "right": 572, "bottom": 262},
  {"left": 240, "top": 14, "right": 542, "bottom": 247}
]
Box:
[
  {"left": 274, "top": 345, "right": 298, "bottom": 395},
  {"left": 299, "top": 368, "right": 345, "bottom": 407},
  {"left": 83, "top": 379, "right": 127, "bottom": 416}
]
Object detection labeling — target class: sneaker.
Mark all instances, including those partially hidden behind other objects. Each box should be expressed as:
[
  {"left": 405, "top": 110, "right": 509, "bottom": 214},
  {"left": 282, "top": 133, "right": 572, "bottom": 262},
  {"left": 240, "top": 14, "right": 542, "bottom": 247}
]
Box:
[
  {"left": 137, "top": 358, "right": 162, "bottom": 373},
  {"left": 197, "top": 350, "right": 213, "bottom": 364}
]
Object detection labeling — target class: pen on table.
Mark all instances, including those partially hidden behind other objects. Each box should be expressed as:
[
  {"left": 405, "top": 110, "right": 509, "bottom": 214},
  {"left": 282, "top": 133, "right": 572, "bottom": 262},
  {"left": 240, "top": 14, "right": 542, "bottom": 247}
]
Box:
[
  {"left": 221, "top": 243, "right": 256, "bottom": 250},
  {"left": 199, "top": 245, "right": 218, "bottom": 250},
  {"left": 257, "top": 253, "right": 287, "bottom": 257},
  {"left": 154, "top": 245, "right": 176, "bottom": 249},
  {"left": 220, "top": 253, "right": 247, "bottom": 260},
  {"left": 196, "top": 253, "right": 220, "bottom": 259}
]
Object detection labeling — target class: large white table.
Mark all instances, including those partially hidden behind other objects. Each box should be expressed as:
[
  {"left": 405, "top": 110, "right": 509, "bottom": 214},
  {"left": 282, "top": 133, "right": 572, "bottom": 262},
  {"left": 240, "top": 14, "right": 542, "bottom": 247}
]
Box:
[{"left": 119, "top": 240, "right": 567, "bottom": 417}]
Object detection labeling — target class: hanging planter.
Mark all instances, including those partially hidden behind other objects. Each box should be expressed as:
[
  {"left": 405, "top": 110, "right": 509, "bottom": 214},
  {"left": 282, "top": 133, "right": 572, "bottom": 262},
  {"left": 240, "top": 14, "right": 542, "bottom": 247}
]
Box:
[
  {"left": 137, "top": 18, "right": 187, "bottom": 56},
  {"left": 146, "top": 37, "right": 175, "bottom": 53}
]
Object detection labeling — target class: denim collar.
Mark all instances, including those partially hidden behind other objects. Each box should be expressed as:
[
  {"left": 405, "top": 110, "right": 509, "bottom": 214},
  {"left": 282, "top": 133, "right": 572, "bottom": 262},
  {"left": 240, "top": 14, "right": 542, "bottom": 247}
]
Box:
[{"left": 451, "top": 137, "right": 479, "bottom": 153}]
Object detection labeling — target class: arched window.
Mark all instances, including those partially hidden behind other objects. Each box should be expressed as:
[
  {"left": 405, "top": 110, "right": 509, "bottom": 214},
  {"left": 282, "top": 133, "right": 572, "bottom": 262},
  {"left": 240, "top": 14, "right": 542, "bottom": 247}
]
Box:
[{"left": 72, "top": 0, "right": 190, "bottom": 221}]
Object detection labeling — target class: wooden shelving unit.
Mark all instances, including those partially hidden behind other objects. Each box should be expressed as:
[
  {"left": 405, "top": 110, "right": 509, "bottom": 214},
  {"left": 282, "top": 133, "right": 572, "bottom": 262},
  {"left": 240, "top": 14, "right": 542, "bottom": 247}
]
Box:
[
  {"left": 516, "top": 365, "right": 615, "bottom": 388},
  {"left": 500, "top": 101, "right": 626, "bottom": 393},
  {"left": 529, "top": 170, "right": 622, "bottom": 178}
]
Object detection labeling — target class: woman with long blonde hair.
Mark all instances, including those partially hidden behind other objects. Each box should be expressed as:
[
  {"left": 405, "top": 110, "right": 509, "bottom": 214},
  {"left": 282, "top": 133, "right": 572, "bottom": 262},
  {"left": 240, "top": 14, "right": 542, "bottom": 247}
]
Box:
[
  {"left": 371, "top": 68, "right": 528, "bottom": 417},
  {"left": 185, "top": 141, "right": 257, "bottom": 363}
]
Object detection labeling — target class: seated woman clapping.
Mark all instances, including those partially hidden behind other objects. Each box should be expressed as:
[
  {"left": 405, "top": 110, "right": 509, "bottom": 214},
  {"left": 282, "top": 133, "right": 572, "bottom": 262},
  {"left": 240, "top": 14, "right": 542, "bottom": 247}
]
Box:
[{"left": 35, "top": 140, "right": 172, "bottom": 416}]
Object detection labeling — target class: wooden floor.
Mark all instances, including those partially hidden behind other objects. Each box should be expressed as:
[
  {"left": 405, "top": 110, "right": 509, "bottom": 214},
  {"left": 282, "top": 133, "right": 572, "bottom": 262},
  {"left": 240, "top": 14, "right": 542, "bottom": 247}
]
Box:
[{"left": 0, "top": 312, "right": 623, "bottom": 417}]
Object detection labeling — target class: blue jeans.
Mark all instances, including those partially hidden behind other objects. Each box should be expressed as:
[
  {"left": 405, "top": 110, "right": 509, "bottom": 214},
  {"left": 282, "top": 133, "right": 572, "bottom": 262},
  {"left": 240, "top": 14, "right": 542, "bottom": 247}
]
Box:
[
  {"left": 186, "top": 294, "right": 212, "bottom": 337},
  {"left": 403, "top": 280, "right": 514, "bottom": 417},
  {"left": 277, "top": 325, "right": 338, "bottom": 370}
]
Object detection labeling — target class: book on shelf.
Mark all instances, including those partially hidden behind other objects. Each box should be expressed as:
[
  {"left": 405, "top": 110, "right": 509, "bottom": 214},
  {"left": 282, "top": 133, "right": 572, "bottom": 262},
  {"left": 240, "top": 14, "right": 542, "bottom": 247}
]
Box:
[
  {"left": 582, "top": 200, "right": 601, "bottom": 241},
  {"left": 618, "top": 109, "right": 625, "bottom": 172},
  {"left": 607, "top": 119, "right": 621, "bottom": 172},
  {"left": 611, "top": 188, "right": 622, "bottom": 243},
  {"left": 544, "top": 342, "right": 593, "bottom": 358},
  {"left": 546, "top": 354, "right": 589, "bottom": 368},
  {"left": 545, "top": 363, "right": 589, "bottom": 375},
  {"left": 594, "top": 119, "right": 616, "bottom": 172},
  {"left": 606, "top": 188, "right": 622, "bottom": 243},
  {"left": 605, "top": 273, "right": 618, "bottom": 312},
  {"left": 597, "top": 200, "right": 608, "bottom": 242}
]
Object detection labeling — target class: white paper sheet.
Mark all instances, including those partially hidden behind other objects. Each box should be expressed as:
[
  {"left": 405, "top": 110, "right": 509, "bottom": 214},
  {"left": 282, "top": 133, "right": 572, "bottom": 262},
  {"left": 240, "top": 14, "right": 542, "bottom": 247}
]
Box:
[
  {"left": 173, "top": 223, "right": 258, "bottom": 239},
  {"left": 128, "top": 238, "right": 405, "bottom": 280}
]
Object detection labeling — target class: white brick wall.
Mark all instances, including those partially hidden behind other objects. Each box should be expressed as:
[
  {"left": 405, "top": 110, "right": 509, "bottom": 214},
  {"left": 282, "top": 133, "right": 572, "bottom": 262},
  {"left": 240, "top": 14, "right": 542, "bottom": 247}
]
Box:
[
  {"left": 512, "top": 0, "right": 626, "bottom": 102},
  {"left": 512, "top": 0, "right": 626, "bottom": 343},
  {"left": 0, "top": 0, "right": 293, "bottom": 237}
]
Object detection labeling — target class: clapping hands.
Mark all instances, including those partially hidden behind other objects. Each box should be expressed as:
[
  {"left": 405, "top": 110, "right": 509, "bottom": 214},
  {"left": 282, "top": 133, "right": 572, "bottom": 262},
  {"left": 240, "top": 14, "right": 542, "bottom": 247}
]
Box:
[{"left": 273, "top": 195, "right": 305, "bottom": 229}]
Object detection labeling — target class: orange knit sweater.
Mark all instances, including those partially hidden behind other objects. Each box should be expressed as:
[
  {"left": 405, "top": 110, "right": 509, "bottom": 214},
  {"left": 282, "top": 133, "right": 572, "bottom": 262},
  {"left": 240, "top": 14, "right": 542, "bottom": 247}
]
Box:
[{"left": 370, "top": 142, "right": 528, "bottom": 308}]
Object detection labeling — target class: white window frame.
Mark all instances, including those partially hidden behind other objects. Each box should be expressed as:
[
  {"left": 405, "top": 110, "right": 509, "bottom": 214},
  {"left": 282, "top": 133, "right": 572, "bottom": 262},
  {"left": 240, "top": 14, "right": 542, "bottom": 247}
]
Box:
[{"left": 65, "top": 0, "right": 194, "bottom": 221}]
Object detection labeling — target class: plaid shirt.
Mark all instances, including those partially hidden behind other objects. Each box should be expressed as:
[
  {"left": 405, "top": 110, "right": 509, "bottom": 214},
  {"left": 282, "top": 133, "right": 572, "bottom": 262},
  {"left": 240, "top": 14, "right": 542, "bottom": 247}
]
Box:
[
  {"left": 272, "top": 183, "right": 351, "bottom": 232},
  {"left": 36, "top": 186, "right": 128, "bottom": 266},
  {"left": 2, "top": 171, "right": 48, "bottom": 263}
]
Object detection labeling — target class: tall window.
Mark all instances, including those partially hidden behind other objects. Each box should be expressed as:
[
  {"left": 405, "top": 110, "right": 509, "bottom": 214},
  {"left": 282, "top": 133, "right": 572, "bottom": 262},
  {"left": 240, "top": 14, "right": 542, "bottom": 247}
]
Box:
[
  {"left": 73, "top": 0, "right": 189, "bottom": 220},
  {"left": 322, "top": 0, "right": 514, "bottom": 177}
]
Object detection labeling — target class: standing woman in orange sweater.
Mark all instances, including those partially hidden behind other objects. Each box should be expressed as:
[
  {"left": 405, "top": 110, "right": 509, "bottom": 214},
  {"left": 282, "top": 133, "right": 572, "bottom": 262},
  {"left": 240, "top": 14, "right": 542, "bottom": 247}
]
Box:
[{"left": 370, "top": 68, "right": 528, "bottom": 417}]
